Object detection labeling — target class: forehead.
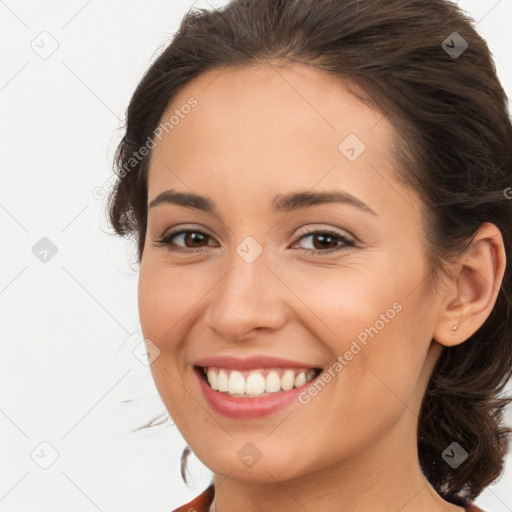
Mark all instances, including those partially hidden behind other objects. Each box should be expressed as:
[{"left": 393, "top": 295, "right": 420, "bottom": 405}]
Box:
[
  {"left": 146, "top": 61, "right": 406, "bottom": 218},
  {"left": 151, "top": 62, "right": 390, "bottom": 151}
]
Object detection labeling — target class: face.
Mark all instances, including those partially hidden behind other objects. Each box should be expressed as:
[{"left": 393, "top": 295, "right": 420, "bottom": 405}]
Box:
[{"left": 138, "top": 61, "right": 445, "bottom": 483}]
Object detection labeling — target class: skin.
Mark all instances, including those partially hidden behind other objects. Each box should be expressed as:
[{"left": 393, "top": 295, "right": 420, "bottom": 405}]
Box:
[{"left": 138, "top": 61, "right": 506, "bottom": 512}]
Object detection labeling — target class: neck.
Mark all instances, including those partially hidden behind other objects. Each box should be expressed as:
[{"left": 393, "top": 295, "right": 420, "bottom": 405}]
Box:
[{"left": 210, "top": 412, "right": 464, "bottom": 512}]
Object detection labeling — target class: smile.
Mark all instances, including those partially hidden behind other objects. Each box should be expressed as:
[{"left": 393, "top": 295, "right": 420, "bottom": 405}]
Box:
[
  {"left": 199, "top": 366, "right": 322, "bottom": 398},
  {"left": 194, "top": 364, "right": 324, "bottom": 419}
]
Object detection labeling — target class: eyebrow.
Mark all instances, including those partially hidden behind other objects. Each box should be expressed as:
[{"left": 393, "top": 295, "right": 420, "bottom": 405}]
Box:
[{"left": 148, "top": 189, "right": 377, "bottom": 216}]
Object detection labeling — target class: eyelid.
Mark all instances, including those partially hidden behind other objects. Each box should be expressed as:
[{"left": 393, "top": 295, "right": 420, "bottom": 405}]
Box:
[
  {"left": 291, "top": 227, "right": 356, "bottom": 254},
  {"left": 154, "top": 223, "right": 357, "bottom": 256},
  {"left": 293, "top": 224, "right": 354, "bottom": 240},
  {"left": 158, "top": 223, "right": 216, "bottom": 241},
  {"left": 157, "top": 223, "right": 354, "bottom": 243}
]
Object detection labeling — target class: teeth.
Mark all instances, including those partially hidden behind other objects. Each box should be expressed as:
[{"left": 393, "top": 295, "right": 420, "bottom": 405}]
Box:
[
  {"left": 217, "top": 369, "right": 229, "bottom": 392},
  {"left": 281, "top": 369, "right": 295, "bottom": 391},
  {"left": 265, "top": 370, "right": 281, "bottom": 393},
  {"left": 294, "top": 371, "right": 306, "bottom": 387},
  {"left": 207, "top": 368, "right": 219, "bottom": 391},
  {"left": 203, "top": 367, "right": 318, "bottom": 397},
  {"left": 246, "top": 372, "right": 266, "bottom": 395},
  {"left": 228, "top": 371, "right": 246, "bottom": 394}
]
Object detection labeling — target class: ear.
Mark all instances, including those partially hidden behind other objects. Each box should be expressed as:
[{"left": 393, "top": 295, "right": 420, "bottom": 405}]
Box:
[{"left": 433, "top": 222, "right": 507, "bottom": 347}]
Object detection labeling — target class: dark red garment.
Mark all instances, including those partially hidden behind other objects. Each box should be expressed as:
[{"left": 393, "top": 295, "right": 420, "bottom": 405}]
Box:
[
  {"left": 172, "top": 484, "right": 214, "bottom": 512},
  {"left": 171, "top": 484, "right": 486, "bottom": 512}
]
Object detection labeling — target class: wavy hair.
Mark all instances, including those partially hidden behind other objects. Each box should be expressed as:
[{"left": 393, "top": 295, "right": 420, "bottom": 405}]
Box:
[{"left": 107, "top": 0, "right": 512, "bottom": 501}]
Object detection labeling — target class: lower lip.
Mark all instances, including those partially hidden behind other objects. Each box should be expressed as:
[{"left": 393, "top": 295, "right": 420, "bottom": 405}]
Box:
[{"left": 194, "top": 367, "right": 320, "bottom": 419}]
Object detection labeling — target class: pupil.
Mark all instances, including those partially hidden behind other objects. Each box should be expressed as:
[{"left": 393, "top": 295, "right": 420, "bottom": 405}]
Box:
[
  {"left": 314, "top": 234, "right": 334, "bottom": 250},
  {"left": 187, "top": 232, "right": 205, "bottom": 247}
]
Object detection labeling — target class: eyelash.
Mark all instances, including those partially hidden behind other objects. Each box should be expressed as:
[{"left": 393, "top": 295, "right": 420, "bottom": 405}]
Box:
[{"left": 153, "top": 228, "right": 356, "bottom": 256}]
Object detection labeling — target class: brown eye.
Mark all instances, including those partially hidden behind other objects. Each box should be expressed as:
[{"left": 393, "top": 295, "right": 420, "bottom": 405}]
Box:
[
  {"left": 154, "top": 229, "right": 215, "bottom": 252},
  {"left": 154, "top": 228, "right": 355, "bottom": 256},
  {"left": 293, "top": 229, "right": 355, "bottom": 255}
]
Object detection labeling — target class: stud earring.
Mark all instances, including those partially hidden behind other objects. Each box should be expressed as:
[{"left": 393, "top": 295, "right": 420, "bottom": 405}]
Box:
[{"left": 452, "top": 323, "right": 459, "bottom": 332}]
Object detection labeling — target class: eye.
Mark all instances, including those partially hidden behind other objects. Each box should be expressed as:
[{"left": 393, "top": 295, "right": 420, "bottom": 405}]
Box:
[
  {"left": 153, "top": 227, "right": 356, "bottom": 255},
  {"left": 153, "top": 229, "right": 216, "bottom": 253},
  {"left": 291, "top": 229, "right": 355, "bottom": 255}
]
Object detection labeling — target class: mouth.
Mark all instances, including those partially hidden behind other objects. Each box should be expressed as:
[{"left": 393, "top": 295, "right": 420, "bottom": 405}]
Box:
[{"left": 194, "top": 365, "right": 323, "bottom": 398}]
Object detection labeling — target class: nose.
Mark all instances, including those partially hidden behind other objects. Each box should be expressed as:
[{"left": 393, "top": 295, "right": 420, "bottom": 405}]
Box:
[{"left": 202, "top": 248, "right": 288, "bottom": 341}]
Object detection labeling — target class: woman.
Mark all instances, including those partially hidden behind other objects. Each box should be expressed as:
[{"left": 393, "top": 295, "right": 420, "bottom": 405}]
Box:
[{"left": 107, "top": 0, "right": 512, "bottom": 510}]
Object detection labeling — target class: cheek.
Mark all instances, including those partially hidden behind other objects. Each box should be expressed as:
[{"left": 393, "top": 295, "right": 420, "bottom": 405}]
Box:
[
  {"left": 283, "top": 260, "right": 402, "bottom": 345},
  {"left": 289, "top": 258, "right": 433, "bottom": 396},
  {"left": 335, "top": 290, "right": 434, "bottom": 423},
  {"left": 138, "top": 263, "right": 203, "bottom": 425},
  {"left": 138, "top": 260, "right": 204, "bottom": 344}
]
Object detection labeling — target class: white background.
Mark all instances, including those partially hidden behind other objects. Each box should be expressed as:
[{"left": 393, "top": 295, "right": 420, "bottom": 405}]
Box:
[{"left": 1, "top": 0, "right": 511, "bottom": 510}]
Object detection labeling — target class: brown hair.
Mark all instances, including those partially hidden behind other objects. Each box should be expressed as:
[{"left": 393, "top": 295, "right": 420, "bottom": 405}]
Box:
[{"left": 107, "top": 0, "right": 512, "bottom": 502}]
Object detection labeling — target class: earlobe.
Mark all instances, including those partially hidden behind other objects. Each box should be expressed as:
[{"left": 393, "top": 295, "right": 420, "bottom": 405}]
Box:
[{"left": 433, "top": 222, "right": 507, "bottom": 348}]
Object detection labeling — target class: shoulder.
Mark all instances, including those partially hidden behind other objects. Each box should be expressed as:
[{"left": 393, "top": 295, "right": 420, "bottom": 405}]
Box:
[{"left": 170, "top": 484, "right": 215, "bottom": 512}]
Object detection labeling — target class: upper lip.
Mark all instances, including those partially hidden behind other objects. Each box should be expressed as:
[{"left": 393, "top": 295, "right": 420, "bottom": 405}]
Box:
[{"left": 194, "top": 355, "right": 322, "bottom": 371}]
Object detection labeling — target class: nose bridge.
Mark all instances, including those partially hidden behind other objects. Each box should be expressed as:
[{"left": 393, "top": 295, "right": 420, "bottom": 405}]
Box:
[{"left": 204, "top": 239, "right": 287, "bottom": 340}]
